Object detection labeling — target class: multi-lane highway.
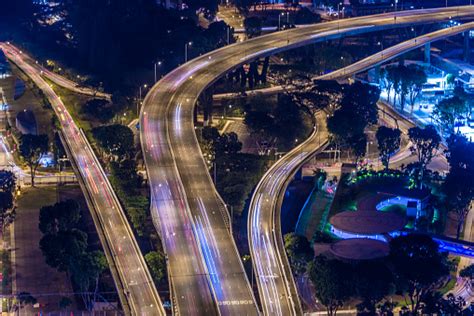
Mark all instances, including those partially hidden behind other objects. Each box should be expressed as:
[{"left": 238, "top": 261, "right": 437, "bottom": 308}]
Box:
[
  {"left": 0, "top": 43, "right": 164, "bottom": 316},
  {"left": 141, "top": 6, "right": 474, "bottom": 315},
  {"left": 319, "top": 22, "right": 474, "bottom": 80},
  {"left": 3, "top": 43, "right": 111, "bottom": 100},
  {"left": 250, "top": 21, "right": 474, "bottom": 316},
  {"left": 249, "top": 111, "right": 328, "bottom": 316}
]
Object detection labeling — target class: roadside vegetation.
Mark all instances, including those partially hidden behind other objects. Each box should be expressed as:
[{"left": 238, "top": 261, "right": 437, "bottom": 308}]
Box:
[
  {"left": 38, "top": 199, "right": 108, "bottom": 311},
  {"left": 286, "top": 232, "right": 464, "bottom": 316}
]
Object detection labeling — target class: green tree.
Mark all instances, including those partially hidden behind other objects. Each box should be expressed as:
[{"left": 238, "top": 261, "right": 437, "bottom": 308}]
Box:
[
  {"left": 354, "top": 261, "right": 394, "bottom": 315},
  {"left": 385, "top": 65, "right": 403, "bottom": 108},
  {"left": 145, "top": 251, "right": 166, "bottom": 284},
  {"left": 0, "top": 171, "right": 16, "bottom": 192},
  {"left": 39, "top": 199, "right": 81, "bottom": 235},
  {"left": 376, "top": 126, "right": 401, "bottom": 170},
  {"left": 92, "top": 124, "right": 134, "bottom": 160},
  {"left": 110, "top": 159, "right": 141, "bottom": 193},
  {"left": 433, "top": 96, "right": 468, "bottom": 135},
  {"left": 389, "top": 234, "right": 449, "bottom": 314},
  {"left": 274, "top": 94, "right": 304, "bottom": 143},
  {"left": 0, "top": 191, "right": 15, "bottom": 232},
  {"left": 244, "top": 17, "right": 262, "bottom": 38},
  {"left": 408, "top": 125, "right": 441, "bottom": 185},
  {"left": 70, "top": 251, "right": 107, "bottom": 311},
  {"left": 39, "top": 229, "right": 88, "bottom": 272},
  {"left": 284, "top": 233, "right": 314, "bottom": 273},
  {"left": 308, "top": 256, "right": 354, "bottom": 316},
  {"left": 406, "top": 65, "right": 427, "bottom": 112},
  {"left": 19, "top": 134, "right": 48, "bottom": 187},
  {"left": 444, "top": 134, "right": 474, "bottom": 239},
  {"left": 0, "top": 172, "right": 16, "bottom": 231},
  {"left": 327, "top": 82, "right": 379, "bottom": 163},
  {"left": 83, "top": 99, "right": 115, "bottom": 123}
]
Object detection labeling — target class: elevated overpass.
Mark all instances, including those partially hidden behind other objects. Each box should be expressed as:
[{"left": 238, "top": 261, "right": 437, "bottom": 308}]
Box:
[
  {"left": 1, "top": 43, "right": 165, "bottom": 316},
  {"left": 248, "top": 20, "right": 474, "bottom": 316},
  {"left": 141, "top": 6, "right": 474, "bottom": 315},
  {"left": 3, "top": 44, "right": 111, "bottom": 100}
]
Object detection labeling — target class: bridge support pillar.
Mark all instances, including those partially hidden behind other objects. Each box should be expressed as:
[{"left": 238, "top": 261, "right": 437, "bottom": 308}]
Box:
[
  {"left": 464, "top": 31, "right": 471, "bottom": 62},
  {"left": 424, "top": 42, "right": 431, "bottom": 65},
  {"left": 374, "top": 65, "right": 381, "bottom": 83}
]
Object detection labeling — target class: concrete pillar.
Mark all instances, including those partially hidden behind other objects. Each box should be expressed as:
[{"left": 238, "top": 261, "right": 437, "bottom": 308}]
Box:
[
  {"left": 424, "top": 42, "right": 431, "bottom": 65},
  {"left": 464, "top": 31, "right": 471, "bottom": 62},
  {"left": 374, "top": 65, "right": 381, "bottom": 82}
]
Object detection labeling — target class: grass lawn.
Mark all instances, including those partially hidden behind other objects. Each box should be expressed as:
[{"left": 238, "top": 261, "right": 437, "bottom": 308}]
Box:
[
  {"left": 296, "top": 189, "right": 334, "bottom": 241},
  {"left": 381, "top": 204, "right": 407, "bottom": 216}
]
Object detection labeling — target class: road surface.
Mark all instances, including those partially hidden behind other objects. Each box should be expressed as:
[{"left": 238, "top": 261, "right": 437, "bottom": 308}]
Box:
[
  {"left": 248, "top": 22, "right": 474, "bottom": 315},
  {"left": 1, "top": 43, "right": 164, "bottom": 316},
  {"left": 141, "top": 6, "right": 474, "bottom": 315},
  {"left": 2, "top": 43, "right": 111, "bottom": 100}
]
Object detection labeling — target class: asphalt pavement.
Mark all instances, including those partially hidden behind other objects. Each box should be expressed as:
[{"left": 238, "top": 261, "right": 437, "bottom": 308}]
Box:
[{"left": 141, "top": 6, "right": 474, "bottom": 315}]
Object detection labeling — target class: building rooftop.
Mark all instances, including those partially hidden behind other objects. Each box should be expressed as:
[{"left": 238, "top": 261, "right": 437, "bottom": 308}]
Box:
[
  {"left": 330, "top": 238, "right": 389, "bottom": 260},
  {"left": 330, "top": 210, "right": 406, "bottom": 235}
]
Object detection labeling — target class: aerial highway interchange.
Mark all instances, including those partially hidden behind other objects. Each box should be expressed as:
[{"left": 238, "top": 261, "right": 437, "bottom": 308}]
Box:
[{"left": 2, "top": 5, "right": 474, "bottom": 316}]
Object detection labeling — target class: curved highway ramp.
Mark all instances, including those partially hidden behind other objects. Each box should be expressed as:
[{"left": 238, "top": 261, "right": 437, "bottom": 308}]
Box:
[{"left": 141, "top": 6, "right": 474, "bottom": 316}]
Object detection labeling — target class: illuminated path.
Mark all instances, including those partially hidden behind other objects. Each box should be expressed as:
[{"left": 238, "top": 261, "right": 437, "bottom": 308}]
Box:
[
  {"left": 141, "top": 6, "right": 474, "bottom": 315},
  {"left": 1, "top": 43, "right": 164, "bottom": 316}
]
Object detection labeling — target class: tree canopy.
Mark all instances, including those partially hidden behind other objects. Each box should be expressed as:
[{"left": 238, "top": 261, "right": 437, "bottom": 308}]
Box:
[
  {"left": 39, "top": 200, "right": 81, "bottom": 235},
  {"left": 327, "top": 82, "right": 379, "bottom": 162},
  {"left": 38, "top": 199, "right": 108, "bottom": 310},
  {"left": 408, "top": 125, "right": 441, "bottom": 173},
  {"left": 145, "top": 251, "right": 167, "bottom": 285},
  {"left": 19, "top": 134, "right": 48, "bottom": 187},
  {"left": 308, "top": 256, "right": 354, "bottom": 316},
  {"left": 92, "top": 124, "right": 134, "bottom": 160},
  {"left": 376, "top": 126, "right": 401, "bottom": 170},
  {"left": 284, "top": 233, "right": 313, "bottom": 273},
  {"left": 443, "top": 134, "right": 474, "bottom": 238},
  {"left": 244, "top": 17, "right": 262, "bottom": 38},
  {"left": 389, "top": 234, "right": 449, "bottom": 314},
  {"left": 433, "top": 96, "right": 469, "bottom": 135}
]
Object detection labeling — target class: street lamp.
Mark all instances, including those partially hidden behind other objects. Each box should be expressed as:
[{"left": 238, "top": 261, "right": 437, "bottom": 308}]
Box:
[
  {"left": 278, "top": 12, "right": 285, "bottom": 30},
  {"left": 337, "top": 2, "right": 342, "bottom": 19},
  {"left": 138, "top": 84, "right": 148, "bottom": 116},
  {"left": 154, "top": 61, "right": 162, "bottom": 83},
  {"left": 185, "top": 42, "right": 192, "bottom": 63}
]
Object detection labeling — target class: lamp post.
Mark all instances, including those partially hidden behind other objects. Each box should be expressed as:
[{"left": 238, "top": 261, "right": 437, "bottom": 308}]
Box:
[
  {"left": 154, "top": 61, "right": 162, "bottom": 83},
  {"left": 138, "top": 84, "right": 148, "bottom": 116},
  {"left": 185, "top": 42, "right": 192, "bottom": 63},
  {"left": 278, "top": 12, "right": 284, "bottom": 30},
  {"left": 337, "top": 2, "right": 342, "bottom": 19}
]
